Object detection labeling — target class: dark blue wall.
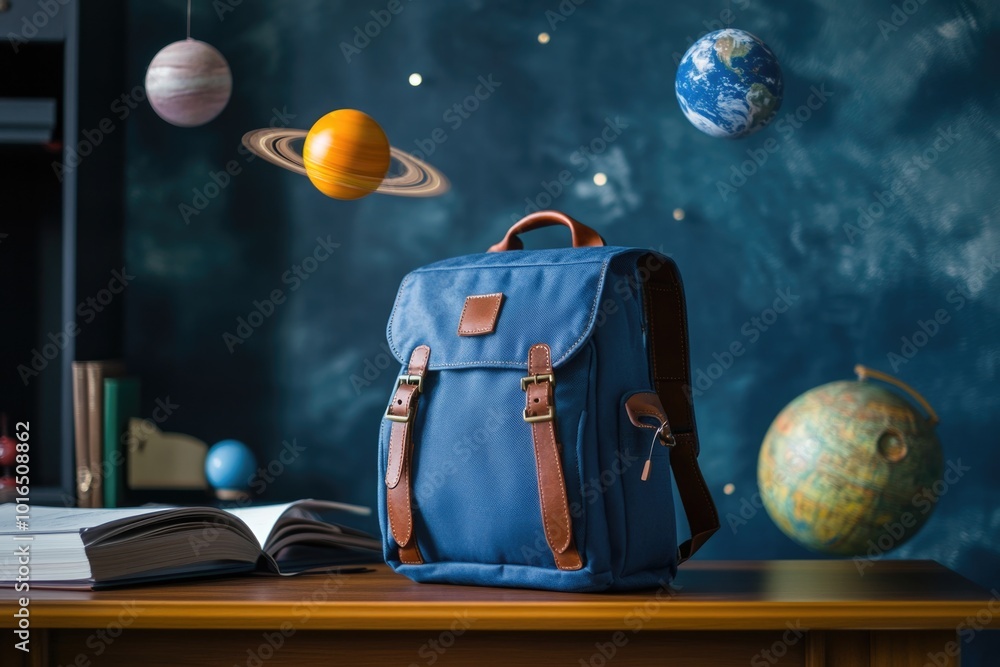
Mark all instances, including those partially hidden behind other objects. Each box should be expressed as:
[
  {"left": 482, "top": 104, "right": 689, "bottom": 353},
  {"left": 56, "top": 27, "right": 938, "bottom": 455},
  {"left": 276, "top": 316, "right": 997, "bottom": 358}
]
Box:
[{"left": 124, "top": 0, "right": 999, "bottom": 657}]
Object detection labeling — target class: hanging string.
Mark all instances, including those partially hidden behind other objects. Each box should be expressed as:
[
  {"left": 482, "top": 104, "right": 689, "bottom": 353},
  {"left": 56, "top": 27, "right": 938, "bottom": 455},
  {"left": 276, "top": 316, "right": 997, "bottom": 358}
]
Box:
[{"left": 186, "top": 0, "right": 192, "bottom": 39}]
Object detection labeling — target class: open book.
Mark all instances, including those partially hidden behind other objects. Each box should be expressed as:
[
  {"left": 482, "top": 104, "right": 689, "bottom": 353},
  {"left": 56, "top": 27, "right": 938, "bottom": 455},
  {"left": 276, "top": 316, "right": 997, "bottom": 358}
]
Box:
[{"left": 0, "top": 500, "right": 381, "bottom": 589}]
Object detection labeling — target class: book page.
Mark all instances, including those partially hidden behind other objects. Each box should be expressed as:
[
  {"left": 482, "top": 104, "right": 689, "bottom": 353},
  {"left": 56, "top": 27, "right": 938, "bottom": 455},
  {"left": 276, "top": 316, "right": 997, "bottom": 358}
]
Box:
[
  {"left": 292, "top": 499, "right": 371, "bottom": 516},
  {"left": 223, "top": 502, "right": 300, "bottom": 548},
  {"left": 0, "top": 504, "right": 174, "bottom": 535},
  {"left": 223, "top": 500, "right": 371, "bottom": 548}
]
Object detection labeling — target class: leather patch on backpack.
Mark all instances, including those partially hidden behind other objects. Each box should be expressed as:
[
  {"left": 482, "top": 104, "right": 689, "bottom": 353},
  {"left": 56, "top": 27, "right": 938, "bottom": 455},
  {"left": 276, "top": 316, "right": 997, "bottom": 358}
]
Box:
[{"left": 457, "top": 293, "right": 504, "bottom": 336}]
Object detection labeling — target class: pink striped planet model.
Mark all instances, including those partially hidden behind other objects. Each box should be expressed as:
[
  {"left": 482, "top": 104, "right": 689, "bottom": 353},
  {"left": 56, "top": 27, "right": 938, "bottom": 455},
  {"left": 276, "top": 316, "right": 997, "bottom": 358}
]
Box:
[{"left": 145, "top": 38, "right": 232, "bottom": 127}]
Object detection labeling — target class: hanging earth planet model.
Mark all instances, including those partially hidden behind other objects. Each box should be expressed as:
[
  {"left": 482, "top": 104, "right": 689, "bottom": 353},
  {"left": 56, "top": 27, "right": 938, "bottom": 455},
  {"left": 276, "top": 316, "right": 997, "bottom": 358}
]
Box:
[
  {"left": 145, "top": 38, "right": 233, "bottom": 127},
  {"left": 242, "top": 109, "right": 449, "bottom": 199},
  {"left": 675, "top": 28, "right": 783, "bottom": 139},
  {"left": 758, "top": 365, "right": 944, "bottom": 557}
]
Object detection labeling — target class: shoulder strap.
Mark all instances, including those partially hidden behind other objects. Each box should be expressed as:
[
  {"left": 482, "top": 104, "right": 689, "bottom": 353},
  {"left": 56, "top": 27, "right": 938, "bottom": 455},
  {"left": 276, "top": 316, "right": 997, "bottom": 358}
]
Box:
[{"left": 641, "top": 254, "right": 720, "bottom": 563}]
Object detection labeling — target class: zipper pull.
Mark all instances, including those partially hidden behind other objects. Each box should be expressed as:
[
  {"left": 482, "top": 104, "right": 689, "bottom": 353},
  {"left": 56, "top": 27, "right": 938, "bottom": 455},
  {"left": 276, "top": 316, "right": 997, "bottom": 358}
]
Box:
[{"left": 641, "top": 422, "right": 673, "bottom": 482}]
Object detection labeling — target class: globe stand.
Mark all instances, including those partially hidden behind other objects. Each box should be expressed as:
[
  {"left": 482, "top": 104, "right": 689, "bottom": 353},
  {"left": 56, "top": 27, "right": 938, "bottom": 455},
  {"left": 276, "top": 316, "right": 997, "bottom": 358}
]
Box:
[{"left": 213, "top": 488, "right": 251, "bottom": 503}]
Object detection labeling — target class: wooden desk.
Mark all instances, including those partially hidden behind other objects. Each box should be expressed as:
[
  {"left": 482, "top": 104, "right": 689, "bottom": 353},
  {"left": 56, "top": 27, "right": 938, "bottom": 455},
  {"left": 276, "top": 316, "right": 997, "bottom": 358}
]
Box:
[{"left": 1, "top": 560, "right": 994, "bottom": 666}]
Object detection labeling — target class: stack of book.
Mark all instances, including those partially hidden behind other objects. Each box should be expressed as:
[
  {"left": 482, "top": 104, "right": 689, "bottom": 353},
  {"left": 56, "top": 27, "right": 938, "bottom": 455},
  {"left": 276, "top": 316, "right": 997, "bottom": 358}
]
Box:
[{"left": 71, "top": 360, "right": 139, "bottom": 508}]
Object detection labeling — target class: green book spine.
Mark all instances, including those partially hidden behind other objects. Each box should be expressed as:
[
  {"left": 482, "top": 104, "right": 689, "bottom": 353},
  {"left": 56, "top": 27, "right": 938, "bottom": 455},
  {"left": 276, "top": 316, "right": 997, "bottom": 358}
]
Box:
[{"left": 103, "top": 377, "right": 140, "bottom": 508}]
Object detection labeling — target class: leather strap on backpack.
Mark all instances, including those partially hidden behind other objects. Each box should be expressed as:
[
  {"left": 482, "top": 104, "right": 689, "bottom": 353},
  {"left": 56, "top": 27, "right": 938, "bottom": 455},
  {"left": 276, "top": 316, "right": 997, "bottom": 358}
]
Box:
[
  {"left": 385, "top": 345, "right": 431, "bottom": 565},
  {"left": 522, "top": 344, "right": 583, "bottom": 571},
  {"left": 641, "top": 255, "right": 720, "bottom": 563}
]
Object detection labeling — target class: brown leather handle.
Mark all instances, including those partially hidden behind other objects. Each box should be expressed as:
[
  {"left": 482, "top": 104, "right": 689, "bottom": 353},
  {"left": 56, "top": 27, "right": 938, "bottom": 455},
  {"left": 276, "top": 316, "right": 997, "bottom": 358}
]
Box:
[{"left": 487, "top": 210, "right": 605, "bottom": 252}]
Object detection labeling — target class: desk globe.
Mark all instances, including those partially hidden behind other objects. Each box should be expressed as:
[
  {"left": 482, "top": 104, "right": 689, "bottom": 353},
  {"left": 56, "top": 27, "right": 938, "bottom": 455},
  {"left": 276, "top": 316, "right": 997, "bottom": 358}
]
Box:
[
  {"left": 205, "top": 439, "right": 257, "bottom": 500},
  {"left": 758, "top": 366, "right": 943, "bottom": 556}
]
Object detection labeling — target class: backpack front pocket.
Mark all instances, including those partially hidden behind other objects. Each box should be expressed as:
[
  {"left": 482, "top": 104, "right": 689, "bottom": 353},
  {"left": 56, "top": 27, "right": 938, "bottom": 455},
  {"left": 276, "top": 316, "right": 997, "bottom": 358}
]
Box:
[{"left": 383, "top": 344, "right": 595, "bottom": 571}]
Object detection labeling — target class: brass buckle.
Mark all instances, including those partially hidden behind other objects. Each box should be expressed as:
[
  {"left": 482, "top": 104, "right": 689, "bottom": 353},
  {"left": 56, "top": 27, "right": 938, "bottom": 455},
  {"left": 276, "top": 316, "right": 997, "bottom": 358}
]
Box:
[
  {"left": 385, "top": 407, "right": 413, "bottom": 423},
  {"left": 385, "top": 374, "right": 422, "bottom": 422},
  {"left": 397, "top": 374, "right": 423, "bottom": 393},
  {"left": 520, "top": 374, "right": 554, "bottom": 391},
  {"left": 521, "top": 373, "right": 555, "bottom": 422},
  {"left": 523, "top": 407, "right": 554, "bottom": 423}
]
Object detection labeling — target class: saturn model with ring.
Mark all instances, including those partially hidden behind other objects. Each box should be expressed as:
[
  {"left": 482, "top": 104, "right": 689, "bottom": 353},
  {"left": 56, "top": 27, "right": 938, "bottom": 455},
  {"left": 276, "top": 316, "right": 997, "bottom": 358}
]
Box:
[{"left": 242, "top": 108, "right": 449, "bottom": 200}]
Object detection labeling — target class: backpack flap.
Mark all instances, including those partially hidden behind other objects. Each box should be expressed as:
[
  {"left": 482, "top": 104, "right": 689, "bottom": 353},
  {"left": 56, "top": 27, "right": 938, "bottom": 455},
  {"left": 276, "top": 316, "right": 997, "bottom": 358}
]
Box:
[{"left": 386, "top": 249, "right": 615, "bottom": 370}]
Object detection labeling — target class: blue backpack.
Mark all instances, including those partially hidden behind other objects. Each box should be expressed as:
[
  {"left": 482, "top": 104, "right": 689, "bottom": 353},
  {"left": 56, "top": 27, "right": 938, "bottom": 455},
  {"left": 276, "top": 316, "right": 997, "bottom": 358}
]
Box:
[{"left": 378, "top": 211, "right": 718, "bottom": 591}]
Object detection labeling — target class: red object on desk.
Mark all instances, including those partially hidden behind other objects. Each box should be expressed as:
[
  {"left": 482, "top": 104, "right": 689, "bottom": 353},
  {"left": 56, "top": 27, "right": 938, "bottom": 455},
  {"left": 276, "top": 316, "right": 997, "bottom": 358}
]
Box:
[{"left": 0, "top": 414, "right": 16, "bottom": 467}]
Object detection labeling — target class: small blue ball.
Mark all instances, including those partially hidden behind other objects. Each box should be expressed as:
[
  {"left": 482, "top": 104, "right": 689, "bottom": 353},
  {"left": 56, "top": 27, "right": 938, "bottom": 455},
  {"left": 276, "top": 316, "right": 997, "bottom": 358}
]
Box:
[
  {"left": 675, "top": 29, "right": 784, "bottom": 139},
  {"left": 205, "top": 439, "right": 257, "bottom": 491}
]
